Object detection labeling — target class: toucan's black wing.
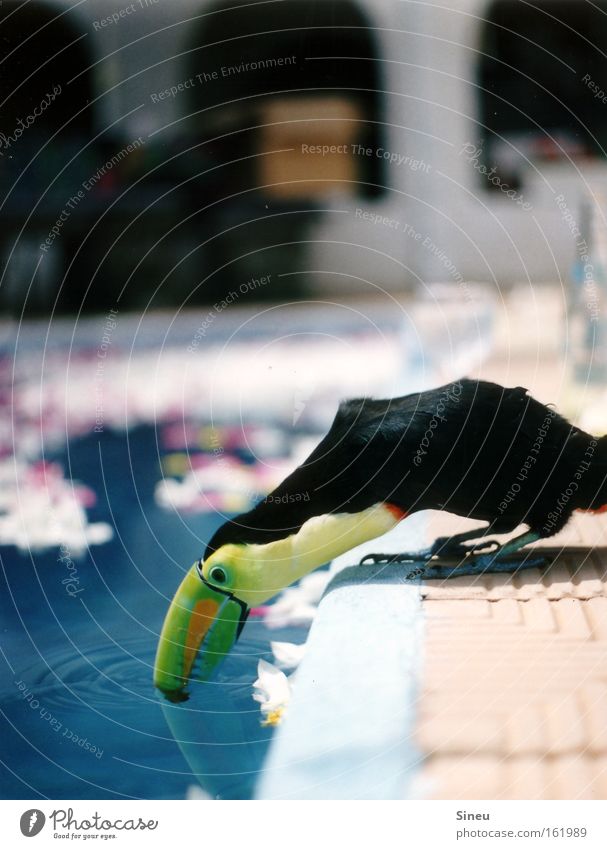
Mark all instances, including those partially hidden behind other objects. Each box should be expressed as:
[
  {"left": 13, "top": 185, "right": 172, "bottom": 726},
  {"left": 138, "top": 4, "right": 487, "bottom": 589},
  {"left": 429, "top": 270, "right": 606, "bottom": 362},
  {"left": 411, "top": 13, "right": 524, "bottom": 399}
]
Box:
[
  {"left": 205, "top": 387, "right": 433, "bottom": 552},
  {"left": 207, "top": 382, "right": 468, "bottom": 553},
  {"left": 205, "top": 378, "right": 591, "bottom": 554},
  {"left": 282, "top": 378, "right": 584, "bottom": 524}
]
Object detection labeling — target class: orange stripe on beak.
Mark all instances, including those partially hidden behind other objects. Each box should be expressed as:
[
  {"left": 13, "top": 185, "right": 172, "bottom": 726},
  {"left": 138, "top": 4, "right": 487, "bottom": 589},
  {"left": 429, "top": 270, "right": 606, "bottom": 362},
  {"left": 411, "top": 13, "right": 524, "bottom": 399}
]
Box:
[{"left": 183, "top": 598, "right": 221, "bottom": 679}]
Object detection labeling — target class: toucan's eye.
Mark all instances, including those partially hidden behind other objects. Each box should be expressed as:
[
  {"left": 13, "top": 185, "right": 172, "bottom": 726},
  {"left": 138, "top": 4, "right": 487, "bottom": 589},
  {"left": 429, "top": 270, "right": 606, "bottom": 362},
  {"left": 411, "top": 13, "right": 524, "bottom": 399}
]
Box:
[{"left": 209, "top": 566, "right": 227, "bottom": 585}]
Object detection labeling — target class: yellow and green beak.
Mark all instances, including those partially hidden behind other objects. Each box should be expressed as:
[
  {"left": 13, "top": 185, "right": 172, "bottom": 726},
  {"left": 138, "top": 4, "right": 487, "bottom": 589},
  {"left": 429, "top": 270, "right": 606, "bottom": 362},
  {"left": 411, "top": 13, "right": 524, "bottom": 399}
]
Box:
[{"left": 153, "top": 561, "right": 249, "bottom": 702}]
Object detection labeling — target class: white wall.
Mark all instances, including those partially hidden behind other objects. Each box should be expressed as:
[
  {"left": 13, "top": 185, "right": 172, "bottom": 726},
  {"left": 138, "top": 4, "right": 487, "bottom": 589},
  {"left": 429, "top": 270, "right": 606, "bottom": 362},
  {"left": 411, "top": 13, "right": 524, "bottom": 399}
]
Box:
[{"left": 387, "top": 0, "right": 607, "bottom": 288}]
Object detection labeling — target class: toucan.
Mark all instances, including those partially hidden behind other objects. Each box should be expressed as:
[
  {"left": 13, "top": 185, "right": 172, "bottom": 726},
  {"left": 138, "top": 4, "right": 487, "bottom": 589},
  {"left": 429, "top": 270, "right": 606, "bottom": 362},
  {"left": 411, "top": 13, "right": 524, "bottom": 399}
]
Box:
[{"left": 154, "top": 378, "right": 607, "bottom": 700}]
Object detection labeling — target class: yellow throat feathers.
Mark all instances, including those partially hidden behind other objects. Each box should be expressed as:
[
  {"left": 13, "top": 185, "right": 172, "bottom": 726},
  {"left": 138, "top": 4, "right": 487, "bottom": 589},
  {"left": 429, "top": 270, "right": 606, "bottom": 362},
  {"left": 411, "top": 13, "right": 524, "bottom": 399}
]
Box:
[{"left": 230, "top": 502, "right": 403, "bottom": 605}]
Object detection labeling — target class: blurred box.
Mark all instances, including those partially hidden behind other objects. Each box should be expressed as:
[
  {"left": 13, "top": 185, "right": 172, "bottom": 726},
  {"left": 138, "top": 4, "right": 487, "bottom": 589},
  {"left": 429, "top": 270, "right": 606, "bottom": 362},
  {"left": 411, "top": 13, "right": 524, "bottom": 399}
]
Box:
[{"left": 258, "top": 95, "right": 364, "bottom": 199}]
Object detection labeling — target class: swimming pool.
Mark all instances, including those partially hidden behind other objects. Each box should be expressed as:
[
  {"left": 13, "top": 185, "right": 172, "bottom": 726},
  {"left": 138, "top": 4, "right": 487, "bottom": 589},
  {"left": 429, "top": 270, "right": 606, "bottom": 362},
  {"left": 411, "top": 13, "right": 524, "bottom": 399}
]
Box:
[{"left": 0, "top": 425, "right": 310, "bottom": 800}]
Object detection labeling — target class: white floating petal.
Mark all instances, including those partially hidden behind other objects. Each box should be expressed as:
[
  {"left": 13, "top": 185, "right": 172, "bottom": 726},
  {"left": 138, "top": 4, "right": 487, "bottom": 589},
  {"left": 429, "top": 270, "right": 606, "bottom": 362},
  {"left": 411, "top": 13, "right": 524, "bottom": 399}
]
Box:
[
  {"left": 270, "top": 641, "right": 307, "bottom": 670},
  {"left": 252, "top": 659, "right": 291, "bottom": 716}
]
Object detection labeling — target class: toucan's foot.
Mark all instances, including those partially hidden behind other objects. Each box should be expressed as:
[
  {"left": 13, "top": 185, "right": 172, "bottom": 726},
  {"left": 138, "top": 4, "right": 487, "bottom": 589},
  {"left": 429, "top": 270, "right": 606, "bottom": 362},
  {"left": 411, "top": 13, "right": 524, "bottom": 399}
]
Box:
[
  {"left": 429, "top": 534, "right": 501, "bottom": 558},
  {"left": 420, "top": 553, "right": 550, "bottom": 580},
  {"left": 367, "top": 525, "right": 500, "bottom": 564},
  {"left": 360, "top": 550, "right": 431, "bottom": 566},
  {"left": 361, "top": 528, "right": 544, "bottom": 572},
  {"left": 363, "top": 528, "right": 552, "bottom": 579},
  {"left": 359, "top": 536, "right": 500, "bottom": 567}
]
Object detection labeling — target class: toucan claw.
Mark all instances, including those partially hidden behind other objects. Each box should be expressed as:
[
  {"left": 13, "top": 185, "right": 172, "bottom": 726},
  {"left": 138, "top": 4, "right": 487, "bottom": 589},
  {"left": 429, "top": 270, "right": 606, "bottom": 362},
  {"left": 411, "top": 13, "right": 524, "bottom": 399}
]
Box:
[
  {"left": 420, "top": 554, "right": 550, "bottom": 580},
  {"left": 429, "top": 535, "right": 502, "bottom": 557},
  {"left": 360, "top": 537, "right": 501, "bottom": 567},
  {"left": 360, "top": 546, "right": 554, "bottom": 579}
]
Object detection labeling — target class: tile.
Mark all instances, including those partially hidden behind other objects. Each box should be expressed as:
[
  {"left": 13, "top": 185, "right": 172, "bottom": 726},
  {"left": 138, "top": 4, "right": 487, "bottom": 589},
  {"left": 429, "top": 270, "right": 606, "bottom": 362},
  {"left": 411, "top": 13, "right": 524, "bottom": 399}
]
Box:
[
  {"left": 503, "top": 755, "right": 547, "bottom": 800},
  {"left": 491, "top": 599, "right": 522, "bottom": 624},
  {"left": 552, "top": 599, "right": 592, "bottom": 640},
  {"left": 415, "top": 544, "right": 607, "bottom": 797},
  {"left": 522, "top": 598, "right": 556, "bottom": 632},
  {"left": 545, "top": 696, "right": 587, "bottom": 754},
  {"left": 584, "top": 597, "right": 607, "bottom": 640},
  {"left": 582, "top": 683, "right": 607, "bottom": 752}
]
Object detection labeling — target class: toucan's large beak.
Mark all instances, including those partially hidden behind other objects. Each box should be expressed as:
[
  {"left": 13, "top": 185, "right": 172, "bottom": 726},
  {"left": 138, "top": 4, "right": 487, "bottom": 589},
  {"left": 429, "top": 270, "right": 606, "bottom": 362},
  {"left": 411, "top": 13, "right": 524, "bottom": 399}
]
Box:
[{"left": 153, "top": 562, "right": 249, "bottom": 702}]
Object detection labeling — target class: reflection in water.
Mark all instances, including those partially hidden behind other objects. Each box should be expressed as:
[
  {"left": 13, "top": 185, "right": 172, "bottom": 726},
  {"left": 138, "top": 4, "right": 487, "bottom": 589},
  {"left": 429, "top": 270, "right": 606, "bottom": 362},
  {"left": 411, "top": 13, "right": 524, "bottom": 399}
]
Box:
[{"left": 161, "top": 639, "right": 275, "bottom": 800}]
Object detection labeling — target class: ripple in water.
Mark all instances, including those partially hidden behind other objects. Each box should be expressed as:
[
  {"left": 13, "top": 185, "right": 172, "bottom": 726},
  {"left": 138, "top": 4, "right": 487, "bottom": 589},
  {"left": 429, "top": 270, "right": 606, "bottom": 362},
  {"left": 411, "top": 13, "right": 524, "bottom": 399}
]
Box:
[
  {"left": 6, "top": 635, "right": 275, "bottom": 712},
  {"left": 5, "top": 637, "right": 159, "bottom": 710},
  {"left": 5, "top": 634, "right": 279, "bottom": 799}
]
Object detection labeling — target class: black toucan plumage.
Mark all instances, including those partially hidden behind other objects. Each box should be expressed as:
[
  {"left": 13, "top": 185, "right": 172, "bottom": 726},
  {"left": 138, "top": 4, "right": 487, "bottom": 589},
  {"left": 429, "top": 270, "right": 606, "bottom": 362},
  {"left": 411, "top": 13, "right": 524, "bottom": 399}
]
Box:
[{"left": 206, "top": 378, "right": 607, "bottom": 560}]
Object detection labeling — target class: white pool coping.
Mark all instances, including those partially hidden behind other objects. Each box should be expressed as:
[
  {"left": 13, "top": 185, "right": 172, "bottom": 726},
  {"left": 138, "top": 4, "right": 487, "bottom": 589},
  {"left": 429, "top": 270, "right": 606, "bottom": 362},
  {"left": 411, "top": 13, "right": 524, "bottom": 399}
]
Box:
[{"left": 256, "top": 514, "right": 428, "bottom": 800}]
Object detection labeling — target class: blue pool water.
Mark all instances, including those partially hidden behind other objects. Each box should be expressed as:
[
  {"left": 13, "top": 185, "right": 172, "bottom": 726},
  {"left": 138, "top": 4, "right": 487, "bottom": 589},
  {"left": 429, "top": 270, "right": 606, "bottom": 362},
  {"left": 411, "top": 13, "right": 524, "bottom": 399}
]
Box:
[{"left": 0, "top": 426, "right": 309, "bottom": 800}]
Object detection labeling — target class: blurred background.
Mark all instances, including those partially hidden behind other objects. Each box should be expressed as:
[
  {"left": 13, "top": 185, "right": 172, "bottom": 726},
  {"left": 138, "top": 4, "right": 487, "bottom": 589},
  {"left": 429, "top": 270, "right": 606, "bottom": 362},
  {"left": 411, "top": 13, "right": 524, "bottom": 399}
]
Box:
[
  {"left": 3, "top": 0, "right": 607, "bottom": 314},
  {"left": 3, "top": 0, "right": 607, "bottom": 801}
]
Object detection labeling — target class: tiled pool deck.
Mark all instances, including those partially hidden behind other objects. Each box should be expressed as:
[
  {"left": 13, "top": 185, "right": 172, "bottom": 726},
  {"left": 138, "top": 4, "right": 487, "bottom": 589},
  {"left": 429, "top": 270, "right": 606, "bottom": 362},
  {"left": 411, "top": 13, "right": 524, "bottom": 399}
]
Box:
[{"left": 417, "top": 509, "right": 607, "bottom": 800}]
